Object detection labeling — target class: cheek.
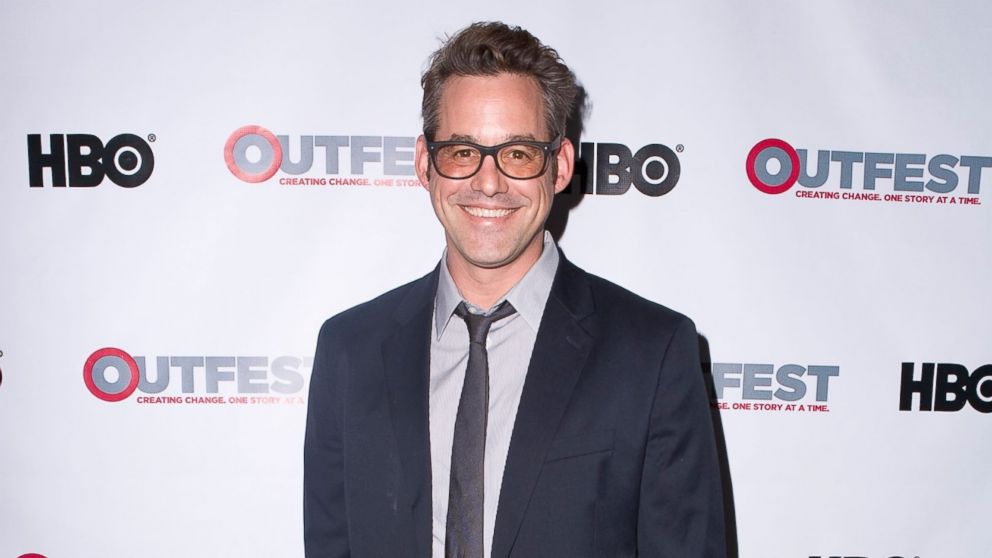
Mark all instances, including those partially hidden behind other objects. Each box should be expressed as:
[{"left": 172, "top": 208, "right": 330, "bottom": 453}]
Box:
[
  {"left": 536, "top": 181, "right": 556, "bottom": 206},
  {"left": 431, "top": 183, "right": 458, "bottom": 215},
  {"left": 427, "top": 183, "right": 443, "bottom": 213}
]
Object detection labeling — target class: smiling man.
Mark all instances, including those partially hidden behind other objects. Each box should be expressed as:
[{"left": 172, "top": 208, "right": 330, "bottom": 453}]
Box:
[{"left": 304, "top": 22, "right": 725, "bottom": 558}]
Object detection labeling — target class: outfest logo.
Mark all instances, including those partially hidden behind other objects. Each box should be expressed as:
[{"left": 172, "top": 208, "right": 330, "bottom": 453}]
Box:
[
  {"left": 707, "top": 362, "right": 840, "bottom": 413},
  {"left": 746, "top": 138, "right": 988, "bottom": 205},
  {"left": 223, "top": 125, "right": 421, "bottom": 186},
  {"left": 83, "top": 347, "right": 310, "bottom": 405}
]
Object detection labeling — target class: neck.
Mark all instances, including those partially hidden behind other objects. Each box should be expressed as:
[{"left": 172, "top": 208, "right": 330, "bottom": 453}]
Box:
[{"left": 446, "top": 233, "right": 545, "bottom": 309}]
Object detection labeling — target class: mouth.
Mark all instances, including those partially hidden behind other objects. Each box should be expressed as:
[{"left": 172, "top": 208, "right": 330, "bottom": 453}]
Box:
[{"left": 460, "top": 206, "right": 517, "bottom": 218}]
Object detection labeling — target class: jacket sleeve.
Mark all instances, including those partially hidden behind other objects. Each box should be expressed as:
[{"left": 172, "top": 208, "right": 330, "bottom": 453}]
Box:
[
  {"left": 304, "top": 318, "right": 351, "bottom": 557},
  {"left": 637, "top": 316, "right": 726, "bottom": 557}
]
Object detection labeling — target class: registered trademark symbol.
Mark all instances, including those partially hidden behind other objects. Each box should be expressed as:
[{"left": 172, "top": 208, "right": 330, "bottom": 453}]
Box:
[
  {"left": 676, "top": 144, "right": 684, "bottom": 153},
  {"left": 147, "top": 133, "right": 157, "bottom": 142}
]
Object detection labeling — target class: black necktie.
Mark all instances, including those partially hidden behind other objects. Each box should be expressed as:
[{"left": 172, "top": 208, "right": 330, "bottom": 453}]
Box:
[{"left": 445, "top": 300, "right": 517, "bottom": 558}]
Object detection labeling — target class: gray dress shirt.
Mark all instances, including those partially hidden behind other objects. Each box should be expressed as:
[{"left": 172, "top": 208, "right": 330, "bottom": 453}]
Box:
[{"left": 429, "top": 231, "right": 559, "bottom": 558}]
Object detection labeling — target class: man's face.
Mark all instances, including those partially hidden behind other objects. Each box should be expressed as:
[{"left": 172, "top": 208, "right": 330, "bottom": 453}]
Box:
[{"left": 416, "top": 73, "right": 574, "bottom": 273}]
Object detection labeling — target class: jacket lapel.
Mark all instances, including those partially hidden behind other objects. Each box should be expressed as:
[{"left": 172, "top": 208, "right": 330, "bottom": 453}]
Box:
[
  {"left": 381, "top": 268, "right": 438, "bottom": 558},
  {"left": 490, "top": 257, "right": 596, "bottom": 558}
]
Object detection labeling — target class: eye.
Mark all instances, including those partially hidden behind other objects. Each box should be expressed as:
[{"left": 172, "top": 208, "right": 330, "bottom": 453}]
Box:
[
  {"left": 502, "top": 145, "right": 539, "bottom": 162},
  {"left": 438, "top": 145, "right": 480, "bottom": 164}
]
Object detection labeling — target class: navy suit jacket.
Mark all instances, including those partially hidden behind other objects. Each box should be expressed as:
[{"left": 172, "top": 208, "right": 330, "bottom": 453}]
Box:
[{"left": 304, "top": 255, "right": 725, "bottom": 557}]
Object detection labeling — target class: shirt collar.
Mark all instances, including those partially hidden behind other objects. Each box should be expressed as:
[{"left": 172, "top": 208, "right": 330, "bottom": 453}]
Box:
[{"left": 435, "top": 230, "right": 559, "bottom": 339}]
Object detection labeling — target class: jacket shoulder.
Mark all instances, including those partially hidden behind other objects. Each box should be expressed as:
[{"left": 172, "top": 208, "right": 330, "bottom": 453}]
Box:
[
  {"left": 565, "top": 260, "right": 695, "bottom": 335},
  {"left": 317, "top": 268, "right": 437, "bottom": 344}
]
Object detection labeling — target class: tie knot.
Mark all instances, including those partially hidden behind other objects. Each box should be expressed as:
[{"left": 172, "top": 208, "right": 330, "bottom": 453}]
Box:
[{"left": 454, "top": 301, "right": 516, "bottom": 344}]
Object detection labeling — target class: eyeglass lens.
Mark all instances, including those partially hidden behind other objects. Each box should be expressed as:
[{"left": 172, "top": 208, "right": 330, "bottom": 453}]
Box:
[{"left": 434, "top": 143, "right": 547, "bottom": 179}]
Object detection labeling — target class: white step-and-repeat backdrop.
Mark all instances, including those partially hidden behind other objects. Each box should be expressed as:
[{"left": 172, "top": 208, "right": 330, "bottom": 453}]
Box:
[{"left": 2, "top": 1, "right": 989, "bottom": 557}]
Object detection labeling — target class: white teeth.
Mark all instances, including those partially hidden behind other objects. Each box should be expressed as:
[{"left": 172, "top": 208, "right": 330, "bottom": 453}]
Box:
[{"left": 463, "top": 206, "right": 513, "bottom": 218}]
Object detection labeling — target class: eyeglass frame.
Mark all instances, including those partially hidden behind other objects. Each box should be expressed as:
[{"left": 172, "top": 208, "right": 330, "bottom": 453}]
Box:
[{"left": 424, "top": 135, "right": 563, "bottom": 180}]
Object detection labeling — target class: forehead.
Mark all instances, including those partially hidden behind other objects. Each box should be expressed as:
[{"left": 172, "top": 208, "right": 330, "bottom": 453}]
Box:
[{"left": 436, "top": 73, "right": 547, "bottom": 140}]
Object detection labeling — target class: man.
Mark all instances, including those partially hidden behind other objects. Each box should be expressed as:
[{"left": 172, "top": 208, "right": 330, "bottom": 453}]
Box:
[{"left": 304, "top": 22, "right": 725, "bottom": 558}]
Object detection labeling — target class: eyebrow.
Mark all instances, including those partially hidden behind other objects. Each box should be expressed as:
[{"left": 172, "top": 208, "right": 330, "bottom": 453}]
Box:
[{"left": 443, "top": 133, "right": 541, "bottom": 144}]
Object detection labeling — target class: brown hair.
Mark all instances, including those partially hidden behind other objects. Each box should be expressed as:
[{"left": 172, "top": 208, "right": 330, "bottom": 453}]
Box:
[{"left": 421, "top": 21, "right": 578, "bottom": 141}]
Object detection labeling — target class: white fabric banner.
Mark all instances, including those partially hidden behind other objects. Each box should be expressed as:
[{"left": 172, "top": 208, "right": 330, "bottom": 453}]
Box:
[{"left": 1, "top": 2, "right": 988, "bottom": 557}]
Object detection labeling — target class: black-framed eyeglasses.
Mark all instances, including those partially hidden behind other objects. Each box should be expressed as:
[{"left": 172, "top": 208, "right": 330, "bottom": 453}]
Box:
[{"left": 426, "top": 135, "right": 562, "bottom": 180}]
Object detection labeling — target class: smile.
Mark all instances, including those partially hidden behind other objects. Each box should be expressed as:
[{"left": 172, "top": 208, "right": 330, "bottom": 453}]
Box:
[{"left": 461, "top": 206, "right": 516, "bottom": 218}]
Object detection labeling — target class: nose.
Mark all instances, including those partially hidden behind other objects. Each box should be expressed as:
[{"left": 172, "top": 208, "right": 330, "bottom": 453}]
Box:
[{"left": 470, "top": 152, "right": 508, "bottom": 196}]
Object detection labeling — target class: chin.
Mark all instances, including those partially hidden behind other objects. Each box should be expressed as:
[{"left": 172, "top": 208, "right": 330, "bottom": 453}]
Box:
[
  {"left": 463, "top": 251, "right": 517, "bottom": 269},
  {"left": 457, "top": 241, "right": 521, "bottom": 269},
  {"left": 449, "top": 227, "right": 544, "bottom": 270}
]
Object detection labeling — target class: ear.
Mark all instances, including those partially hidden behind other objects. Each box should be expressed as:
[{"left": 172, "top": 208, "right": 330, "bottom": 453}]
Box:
[
  {"left": 553, "top": 137, "right": 575, "bottom": 194},
  {"left": 415, "top": 134, "right": 431, "bottom": 189}
]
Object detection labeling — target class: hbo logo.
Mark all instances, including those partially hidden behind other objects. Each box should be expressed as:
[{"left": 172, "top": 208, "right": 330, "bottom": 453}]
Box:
[
  {"left": 28, "top": 133, "right": 155, "bottom": 188},
  {"left": 570, "top": 142, "right": 681, "bottom": 197},
  {"left": 899, "top": 362, "right": 992, "bottom": 413}
]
